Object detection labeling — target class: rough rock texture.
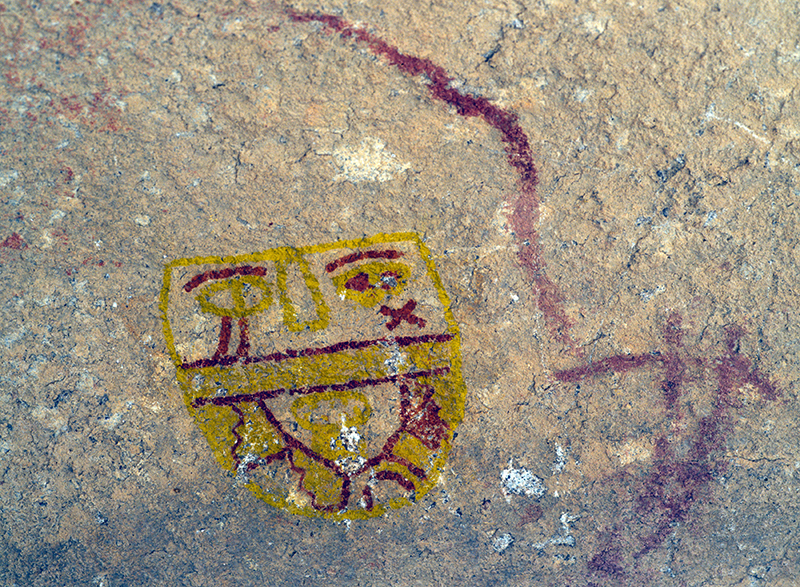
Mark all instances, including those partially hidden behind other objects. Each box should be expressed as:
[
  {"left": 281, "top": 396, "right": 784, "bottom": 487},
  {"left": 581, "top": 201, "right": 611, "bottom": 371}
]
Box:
[{"left": 0, "top": 1, "right": 798, "bottom": 585}]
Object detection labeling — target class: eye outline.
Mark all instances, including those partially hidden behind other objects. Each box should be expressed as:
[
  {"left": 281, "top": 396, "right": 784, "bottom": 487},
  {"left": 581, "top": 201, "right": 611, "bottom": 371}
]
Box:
[
  {"left": 331, "top": 260, "right": 411, "bottom": 308},
  {"left": 194, "top": 274, "right": 273, "bottom": 318}
]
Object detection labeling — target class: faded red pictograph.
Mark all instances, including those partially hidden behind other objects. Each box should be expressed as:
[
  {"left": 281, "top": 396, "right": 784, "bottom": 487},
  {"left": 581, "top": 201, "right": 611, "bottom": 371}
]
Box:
[
  {"left": 0, "top": 5, "right": 128, "bottom": 134},
  {"left": 287, "top": 8, "right": 580, "bottom": 356},
  {"left": 0, "top": 232, "right": 26, "bottom": 250},
  {"left": 284, "top": 7, "right": 782, "bottom": 577},
  {"left": 555, "top": 314, "right": 779, "bottom": 581}
]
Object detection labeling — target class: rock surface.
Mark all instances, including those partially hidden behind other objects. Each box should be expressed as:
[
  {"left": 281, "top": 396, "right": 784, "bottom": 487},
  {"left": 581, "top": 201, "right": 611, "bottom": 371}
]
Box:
[{"left": 0, "top": 1, "right": 798, "bottom": 585}]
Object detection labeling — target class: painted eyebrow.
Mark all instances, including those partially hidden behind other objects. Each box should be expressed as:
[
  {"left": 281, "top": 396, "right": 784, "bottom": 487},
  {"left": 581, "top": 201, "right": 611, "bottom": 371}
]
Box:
[
  {"left": 325, "top": 249, "right": 404, "bottom": 273},
  {"left": 182, "top": 265, "right": 268, "bottom": 293}
]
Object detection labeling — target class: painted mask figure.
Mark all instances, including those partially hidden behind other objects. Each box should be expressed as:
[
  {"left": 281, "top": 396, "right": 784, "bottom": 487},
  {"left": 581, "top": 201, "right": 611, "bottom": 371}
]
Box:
[{"left": 161, "top": 233, "right": 466, "bottom": 520}]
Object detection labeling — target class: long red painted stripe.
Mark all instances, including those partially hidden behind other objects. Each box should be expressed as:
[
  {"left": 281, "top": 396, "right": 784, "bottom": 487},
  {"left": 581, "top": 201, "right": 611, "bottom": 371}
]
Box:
[
  {"left": 286, "top": 8, "right": 580, "bottom": 354},
  {"left": 181, "top": 332, "right": 454, "bottom": 370}
]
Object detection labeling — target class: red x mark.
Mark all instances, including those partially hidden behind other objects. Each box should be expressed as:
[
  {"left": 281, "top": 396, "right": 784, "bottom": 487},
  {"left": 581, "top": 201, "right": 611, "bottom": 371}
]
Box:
[{"left": 379, "top": 299, "right": 426, "bottom": 330}]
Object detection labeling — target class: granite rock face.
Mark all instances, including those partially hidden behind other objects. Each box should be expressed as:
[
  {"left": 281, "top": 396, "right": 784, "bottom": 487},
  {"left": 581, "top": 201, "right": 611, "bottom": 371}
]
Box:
[{"left": 0, "top": 1, "right": 798, "bottom": 585}]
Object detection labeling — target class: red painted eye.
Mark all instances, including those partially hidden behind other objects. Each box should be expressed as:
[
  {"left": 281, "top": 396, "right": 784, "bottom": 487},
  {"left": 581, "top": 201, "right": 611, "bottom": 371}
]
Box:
[
  {"left": 331, "top": 261, "right": 410, "bottom": 308},
  {"left": 344, "top": 271, "right": 401, "bottom": 292},
  {"left": 344, "top": 272, "right": 371, "bottom": 292}
]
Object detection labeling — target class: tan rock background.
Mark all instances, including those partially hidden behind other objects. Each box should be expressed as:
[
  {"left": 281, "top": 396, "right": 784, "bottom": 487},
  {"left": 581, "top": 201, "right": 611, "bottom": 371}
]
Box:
[{"left": 0, "top": 0, "right": 798, "bottom": 585}]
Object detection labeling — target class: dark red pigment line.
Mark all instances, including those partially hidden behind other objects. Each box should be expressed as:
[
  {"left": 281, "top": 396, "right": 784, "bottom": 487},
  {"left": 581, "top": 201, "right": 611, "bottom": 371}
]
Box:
[
  {"left": 553, "top": 353, "right": 661, "bottom": 382},
  {"left": 192, "top": 366, "right": 451, "bottom": 408},
  {"left": 325, "top": 249, "right": 404, "bottom": 273},
  {"left": 183, "top": 264, "right": 268, "bottom": 292},
  {"left": 258, "top": 401, "right": 341, "bottom": 472},
  {"left": 574, "top": 315, "right": 781, "bottom": 576},
  {"left": 181, "top": 332, "right": 453, "bottom": 369},
  {"left": 287, "top": 8, "right": 579, "bottom": 354},
  {"left": 235, "top": 390, "right": 440, "bottom": 512},
  {"left": 374, "top": 469, "right": 416, "bottom": 492},
  {"left": 229, "top": 404, "right": 246, "bottom": 469},
  {"left": 379, "top": 299, "right": 427, "bottom": 330},
  {"left": 214, "top": 315, "right": 234, "bottom": 358},
  {"left": 236, "top": 318, "right": 251, "bottom": 357}
]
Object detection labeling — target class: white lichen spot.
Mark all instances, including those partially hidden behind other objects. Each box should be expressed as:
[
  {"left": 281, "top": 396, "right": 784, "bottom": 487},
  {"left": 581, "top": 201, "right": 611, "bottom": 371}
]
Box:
[
  {"left": 639, "top": 285, "right": 665, "bottom": 302},
  {"left": 100, "top": 412, "right": 123, "bottom": 430},
  {"left": 134, "top": 215, "right": 151, "bottom": 227},
  {"left": 573, "top": 87, "right": 593, "bottom": 103},
  {"left": 492, "top": 532, "right": 515, "bottom": 553},
  {"left": 32, "top": 405, "right": 68, "bottom": 433},
  {"left": 48, "top": 209, "right": 66, "bottom": 224},
  {"left": 552, "top": 443, "right": 568, "bottom": 474},
  {"left": 0, "top": 169, "right": 19, "bottom": 187},
  {"left": 235, "top": 453, "right": 260, "bottom": 484},
  {"left": 287, "top": 486, "right": 310, "bottom": 508},
  {"left": 383, "top": 344, "right": 406, "bottom": 375},
  {"left": 2, "top": 326, "right": 26, "bottom": 349},
  {"left": 493, "top": 201, "right": 513, "bottom": 235},
  {"left": 532, "top": 511, "right": 580, "bottom": 550},
  {"left": 335, "top": 455, "right": 366, "bottom": 475},
  {"left": 501, "top": 459, "right": 546, "bottom": 502},
  {"left": 581, "top": 13, "right": 608, "bottom": 35},
  {"left": 338, "top": 421, "right": 362, "bottom": 452},
  {"left": 332, "top": 137, "right": 410, "bottom": 183}
]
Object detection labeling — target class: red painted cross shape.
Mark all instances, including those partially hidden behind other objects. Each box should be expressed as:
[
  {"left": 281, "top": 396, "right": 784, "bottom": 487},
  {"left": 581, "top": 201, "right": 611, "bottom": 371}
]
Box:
[{"left": 378, "top": 299, "right": 427, "bottom": 330}]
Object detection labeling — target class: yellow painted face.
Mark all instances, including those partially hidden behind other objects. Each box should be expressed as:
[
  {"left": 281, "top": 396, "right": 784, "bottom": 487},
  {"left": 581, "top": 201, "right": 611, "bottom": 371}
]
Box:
[{"left": 161, "top": 233, "right": 466, "bottom": 520}]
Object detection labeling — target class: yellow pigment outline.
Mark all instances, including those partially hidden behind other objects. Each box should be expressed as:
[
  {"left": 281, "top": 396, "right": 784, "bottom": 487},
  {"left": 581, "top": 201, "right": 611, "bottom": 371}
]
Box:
[{"left": 160, "top": 232, "right": 466, "bottom": 521}]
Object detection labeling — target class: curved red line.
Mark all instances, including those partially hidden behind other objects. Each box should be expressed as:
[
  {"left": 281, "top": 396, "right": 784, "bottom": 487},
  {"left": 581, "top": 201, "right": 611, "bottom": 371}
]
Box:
[
  {"left": 325, "top": 249, "right": 404, "bottom": 273},
  {"left": 183, "top": 264, "right": 268, "bottom": 292},
  {"left": 286, "top": 8, "right": 580, "bottom": 354}
]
